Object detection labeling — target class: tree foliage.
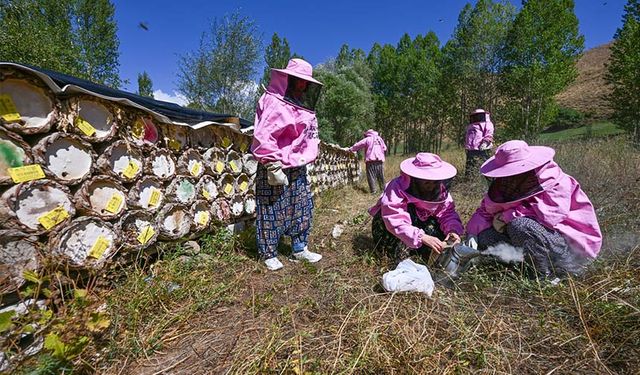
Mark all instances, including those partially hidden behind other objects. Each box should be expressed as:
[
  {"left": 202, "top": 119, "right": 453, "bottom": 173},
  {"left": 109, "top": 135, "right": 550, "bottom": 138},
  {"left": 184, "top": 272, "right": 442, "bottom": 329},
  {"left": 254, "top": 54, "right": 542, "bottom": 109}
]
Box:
[
  {"left": 137, "top": 71, "right": 154, "bottom": 98},
  {"left": 260, "top": 33, "right": 292, "bottom": 90}
]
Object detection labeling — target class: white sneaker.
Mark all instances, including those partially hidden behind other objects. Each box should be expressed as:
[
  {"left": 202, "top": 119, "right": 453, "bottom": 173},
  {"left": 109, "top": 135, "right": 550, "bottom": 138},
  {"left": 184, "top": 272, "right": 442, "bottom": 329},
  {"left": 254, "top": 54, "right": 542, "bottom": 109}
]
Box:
[
  {"left": 292, "top": 247, "right": 322, "bottom": 263},
  {"left": 264, "top": 257, "right": 284, "bottom": 271}
]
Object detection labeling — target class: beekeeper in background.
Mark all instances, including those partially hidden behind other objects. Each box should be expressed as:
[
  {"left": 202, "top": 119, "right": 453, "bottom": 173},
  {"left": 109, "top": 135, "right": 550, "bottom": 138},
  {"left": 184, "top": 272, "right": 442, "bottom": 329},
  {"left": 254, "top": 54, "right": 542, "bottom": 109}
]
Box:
[
  {"left": 251, "top": 58, "right": 324, "bottom": 271},
  {"left": 464, "top": 108, "right": 494, "bottom": 178},
  {"left": 350, "top": 129, "right": 387, "bottom": 194}
]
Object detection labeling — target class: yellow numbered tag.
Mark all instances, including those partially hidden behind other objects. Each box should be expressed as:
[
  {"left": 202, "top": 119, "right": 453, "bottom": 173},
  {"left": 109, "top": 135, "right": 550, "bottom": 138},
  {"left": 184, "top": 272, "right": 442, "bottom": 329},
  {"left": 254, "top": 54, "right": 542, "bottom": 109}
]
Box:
[
  {"left": 131, "top": 119, "right": 145, "bottom": 139},
  {"left": 224, "top": 184, "right": 233, "bottom": 195},
  {"left": 197, "top": 211, "right": 209, "bottom": 225},
  {"left": 8, "top": 165, "right": 45, "bottom": 183},
  {"left": 123, "top": 160, "right": 139, "bottom": 179},
  {"left": 148, "top": 187, "right": 161, "bottom": 207},
  {"left": 0, "top": 94, "right": 21, "bottom": 122},
  {"left": 105, "top": 193, "right": 123, "bottom": 213},
  {"left": 221, "top": 137, "right": 232, "bottom": 148},
  {"left": 239, "top": 181, "right": 248, "bottom": 191},
  {"left": 88, "top": 236, "right": 110, "bottom": 259},
  {"left": 202, "top": 189, "right": 211, "bottom": 199},
  {"left": 168, "top": 138, "right": 181, "bottom": 151},
  {"left": 137, "top": 225, "right": 155, "bottom": 245},
  {"left": 215, "top": 161, "right": 225, "bottom": 173},
  {"left": 38, "top": 206, "right": 70, "bottom": 230},
  {"left": 190, "top": 162, "right": 202, "bottom": 176},
  {"left": 229, "top": 161, "right": 239, "bottom": 173},
  {"left": 74, "top": 116, "right": 97, "bottom": 136},
  {"left": 240, "top": 142, "right": 249, "bottom": 152}
]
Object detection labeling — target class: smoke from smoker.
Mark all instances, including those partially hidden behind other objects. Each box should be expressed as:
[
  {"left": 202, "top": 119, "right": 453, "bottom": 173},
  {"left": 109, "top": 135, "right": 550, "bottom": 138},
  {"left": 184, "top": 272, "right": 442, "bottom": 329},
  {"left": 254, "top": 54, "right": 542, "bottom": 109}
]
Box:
[{"left": 483, "top": 243, "right": 524, "bottom": 263}]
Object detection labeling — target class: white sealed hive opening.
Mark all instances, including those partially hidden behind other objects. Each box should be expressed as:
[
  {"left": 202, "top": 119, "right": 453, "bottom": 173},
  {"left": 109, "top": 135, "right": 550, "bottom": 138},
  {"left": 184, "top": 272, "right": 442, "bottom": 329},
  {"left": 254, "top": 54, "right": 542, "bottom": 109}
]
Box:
[
  {"left": 128, "top": 176, "right": 164, "bottom": 211},
  {"left": 126, "top": 116, "right": 160, "bottom": 147},
  {"left": 49, "top": 217, "right": 119, "bottom": 269},
  {"left": 157, "top": 203, "right": 192, "bottom": 240},
  {"left": 167, "top": 176, "right": 196, "bottom": 205},
  {"left": 68, "top": 98, "right": 118, "bottom": 142},
  {"left": 74, "top": 175, "right": 127, "bottom": 220},
  {"left": 230, "top": 196, "right": 244, "bottom": 218},
  {"left": 242, "top": 153, "right": 258, "bottom": 176},
  {"left": 190, "top": 199, "right": 211, "bottom": 235},
  {"left": 0, "top": 76, "right": 57, "bottom": 135},
  {"left": 0, "top": 230, "right": 40, "bottom": 295},
  {"left": 145, "top": 147, "right": 176, "bottom": 181},
  {"left": 97, "top": 140, "right": 144, "bottom": 183},
  {"left": 204, "top": 147, "right": 226, "bottom": 176},
  {"left": 178, "top": 148, "right": 205, "bottom": 178},
  {"left": 118, "top": 210, "right": 158, "bottom": 251},
  {"left": 219, "top": 173, "right": 236, "bottom": 199},
  {"left": 211, "top": 198, "right": 231, "bottom": 223},
  {"left": 0, "top": 128, "right": 33, "bottom": 186},
  {"left": 0, "top": 180, "right": 75, "bottom": 234},
  {"left": 33, "top": 132, "right": 95, "bottom": 185},
  {"left": 235, "top": 174, "right": 251, "bottom": 195},
  {"left": 196, "top": 175, "right": 218, "bottom": 202},
  {"left": 161, "top": 124, "right": 189, "bottom": 154},
  {"left": 244, "top": 192, "right": 256, "bottom": 216},
  {"left": 226, "top": 150, "right": 243, "bottom": 176}
]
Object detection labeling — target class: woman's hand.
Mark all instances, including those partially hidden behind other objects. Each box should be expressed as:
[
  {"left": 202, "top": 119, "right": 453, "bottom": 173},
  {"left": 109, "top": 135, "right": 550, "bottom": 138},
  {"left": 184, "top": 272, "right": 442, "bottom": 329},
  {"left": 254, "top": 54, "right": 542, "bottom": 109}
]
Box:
[
  {"left": 444, "top": 232, "right": 461, "bottom": 245},
  {"left": 422, "top": 235, "right": 445, "bottom": 254}
]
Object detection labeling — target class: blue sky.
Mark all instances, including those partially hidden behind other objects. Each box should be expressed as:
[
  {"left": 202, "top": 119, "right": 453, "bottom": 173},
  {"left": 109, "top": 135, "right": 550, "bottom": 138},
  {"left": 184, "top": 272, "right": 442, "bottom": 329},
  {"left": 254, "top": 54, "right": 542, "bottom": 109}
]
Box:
[{"left": 112, "top": 0, "right": 627, "bottom": 104}]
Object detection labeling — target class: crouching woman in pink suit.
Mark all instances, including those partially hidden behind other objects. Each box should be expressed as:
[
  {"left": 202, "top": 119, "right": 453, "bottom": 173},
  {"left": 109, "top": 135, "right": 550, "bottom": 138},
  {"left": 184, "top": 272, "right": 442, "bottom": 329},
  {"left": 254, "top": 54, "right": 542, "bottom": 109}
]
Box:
[{"left": 466, "top": 140, "right": 603, "bottom": 278}]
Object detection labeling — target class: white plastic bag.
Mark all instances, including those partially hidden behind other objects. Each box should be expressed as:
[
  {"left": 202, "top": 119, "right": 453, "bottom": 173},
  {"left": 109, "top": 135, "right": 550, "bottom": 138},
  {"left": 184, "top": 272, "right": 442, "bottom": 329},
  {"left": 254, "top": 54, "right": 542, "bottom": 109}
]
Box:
[{"left": 381, "top": 259, "right": 435, "bottom": 297}]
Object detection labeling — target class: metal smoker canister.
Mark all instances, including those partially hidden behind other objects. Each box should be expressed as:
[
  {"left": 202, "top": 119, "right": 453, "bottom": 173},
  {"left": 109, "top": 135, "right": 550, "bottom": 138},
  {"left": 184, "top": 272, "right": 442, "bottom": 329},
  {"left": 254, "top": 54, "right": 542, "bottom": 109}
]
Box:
[{"left": 435, "top": 244, "right": 481, "bottom": 278}]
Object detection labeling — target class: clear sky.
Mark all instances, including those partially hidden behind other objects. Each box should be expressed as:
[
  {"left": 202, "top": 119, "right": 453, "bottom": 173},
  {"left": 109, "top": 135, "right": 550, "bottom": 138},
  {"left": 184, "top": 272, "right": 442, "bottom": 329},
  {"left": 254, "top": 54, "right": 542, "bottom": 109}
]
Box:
[{"left": 111, "top": 0, "right": 627, "bottom": 104}]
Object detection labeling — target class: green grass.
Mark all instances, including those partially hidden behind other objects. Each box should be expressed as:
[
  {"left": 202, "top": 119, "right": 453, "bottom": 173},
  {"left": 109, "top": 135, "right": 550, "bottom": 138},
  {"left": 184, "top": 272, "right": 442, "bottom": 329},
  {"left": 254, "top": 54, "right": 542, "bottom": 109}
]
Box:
[{"left": 539, "top": 122, "right": 624, "bottom": 142}]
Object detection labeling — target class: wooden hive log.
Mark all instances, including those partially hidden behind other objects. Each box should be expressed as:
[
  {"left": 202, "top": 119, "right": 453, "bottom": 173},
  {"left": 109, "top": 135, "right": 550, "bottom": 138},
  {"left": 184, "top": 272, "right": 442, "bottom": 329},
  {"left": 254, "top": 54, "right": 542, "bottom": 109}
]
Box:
[
  {"left": 189, "top": 126, "right": 217, "bottom": 150},
  {"left": 157, "top": 203, "right": 192, "bottom": 240},
  {"left": 190, "top": 199, "right": 212, "bottom": 237},
  {"left": 166, "top": 175, "right": 196, "bottom": 205},
  {"left": 0, "top": 128, "right": 33, "bottom": 186},
  {"left": 0, "top": 74, "right": 58, "bottom": 135},
  {"left": 244, "top": 192, "right": 256, "bottom": 216},
  {"left": 203, "top": 147, "right": 226, "bottom": 176},
  {"left": 213, "top": 127, "right": 236, "bottom": 151},
  {"left": 196, "top": 175, "right": 218, "bottom": 202},
  {"left": 235, "top": 173, "right": 251, "bottom": 196},
  {"left": 49, "top": 217, "right": 120, "bottom": 269},
  {"left": 226, "top": 150, "right": 243, "bottom": 176},
  {"left": 118, "top": 210, "right": 158, "bottom": 251},
  {"left": 144, "top": 147, "right": 176, "bottom": 182},
  {"left": 229, "top": 129, "right": 252, "bottom": 153},
  {"left": 74, "top": 175, "right": 127, "bottom": 220},
  {"left": 160, "top": 124, "right": 189, "bottom": 154},
  {"left": 0, "top": 180, "right": 75, "bottom": 234},
  {"left": 242, "top": 153, "right": 258, "bottom": 176},
  {"left": 178, "top": 148, "right": 205, "bottom": 179},
  {"left": 64, "top": 96, "right": 119, "bottom": 143},
  {"left": 127, "top": 175, "right": 165, "bottom": 212},
  {"left": 219, "top": 173, "right": 236, "bottom": 199},
  {"left": 123, "top": 116, "right": 160, "bottom": 148},
  {"left": 230, "top": 196, "right": 244, "bottom": 218},
  {"left": 32, "top": 132, "right": 95, "bottom": 185},
  {"left": 0, "top": 230, "right": 40, "bottom": 295},
  {"left": 96, "top": 140, "right": 144, "bottom": 183},
  {"left": 211, "top": 198, "right": 231, "bottom": 223}
]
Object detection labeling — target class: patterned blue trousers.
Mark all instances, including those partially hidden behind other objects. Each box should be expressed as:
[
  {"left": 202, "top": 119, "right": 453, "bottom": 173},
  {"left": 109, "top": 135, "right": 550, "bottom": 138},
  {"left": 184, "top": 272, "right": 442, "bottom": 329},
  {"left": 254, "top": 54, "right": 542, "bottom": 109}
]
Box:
[{"left": 255, "top": 164, "right": 313, "bottom": 260}]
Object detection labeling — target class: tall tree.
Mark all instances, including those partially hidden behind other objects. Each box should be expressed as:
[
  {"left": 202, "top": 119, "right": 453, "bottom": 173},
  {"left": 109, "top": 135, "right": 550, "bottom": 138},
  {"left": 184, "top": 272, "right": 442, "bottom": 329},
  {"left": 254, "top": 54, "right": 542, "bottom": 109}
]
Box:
[
  {"left": 260, "top": 33, "right": 291, "bottom": 89},
  {"left": 137, "top": 71, "right": 154, "bottom": 97},
  {"left": 499, "top": 0, "right": 584, "bottom": 140},
  {"left": 177, "top": 12, "right": 261, "bottom": 119},
  {"left": 605, "top": 0, "right": 640, "bottom": 144}
]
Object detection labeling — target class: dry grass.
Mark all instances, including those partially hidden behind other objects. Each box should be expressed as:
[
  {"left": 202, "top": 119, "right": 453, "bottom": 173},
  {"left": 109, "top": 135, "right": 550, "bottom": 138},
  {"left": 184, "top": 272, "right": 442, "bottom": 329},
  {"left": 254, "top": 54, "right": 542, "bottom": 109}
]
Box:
[{"left": 33, "top": 137, "right": 640, "bottom": 374}]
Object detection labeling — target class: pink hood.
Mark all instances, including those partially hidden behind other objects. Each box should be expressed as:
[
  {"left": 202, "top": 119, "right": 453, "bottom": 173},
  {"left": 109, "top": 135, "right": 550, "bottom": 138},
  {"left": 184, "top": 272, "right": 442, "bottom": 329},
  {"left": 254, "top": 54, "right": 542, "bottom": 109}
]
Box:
[
  {"left": 350, "top": 129, "right": 387, "bottom": 162},
  {"left": 251, "top": 70, "right": 320, "bottom": 167},
  {"left": 466, "top": 161, "right": 602, "bottom": 258},
  {"left": 369, "top": 174, "right": 464, "bottom": 249},
  {"left": 465, "top": 114, "right": 494, "bottom": 150}
]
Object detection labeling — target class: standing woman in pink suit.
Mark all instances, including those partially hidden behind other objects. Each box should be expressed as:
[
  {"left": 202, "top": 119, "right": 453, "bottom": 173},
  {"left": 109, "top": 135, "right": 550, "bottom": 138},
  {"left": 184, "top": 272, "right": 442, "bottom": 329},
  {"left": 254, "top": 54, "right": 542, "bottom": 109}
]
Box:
[
  {"left": 251, "top": 58, "right": 324, "bottom": 271},
  {"left": 466, "top": 141, "right": 602, "bottom": 278},
  {"left": 350, "top": 129, "right": 387, "bottom": 194},
  {"left": 464, "top": 109, "right": 494, "bottom": 178}
]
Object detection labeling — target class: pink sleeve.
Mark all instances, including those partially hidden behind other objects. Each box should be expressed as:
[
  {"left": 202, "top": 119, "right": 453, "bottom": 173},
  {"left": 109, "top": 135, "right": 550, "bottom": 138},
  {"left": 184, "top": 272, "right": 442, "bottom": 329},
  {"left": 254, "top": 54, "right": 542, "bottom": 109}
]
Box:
[
  {"left": 350, "top": 138, "right": 367, "bottom": 152},
  {"left": 381, "top": 137, "right": 388, "bottom": 152},
  {"left": 436, "top": 197, "right": 464, "bottom": 235},
  {"left": 380, "top": 189, "right": 425, "bottom": 249},
  {"left": 251, "top": 101, "right": 284, "bottom": 164},
  {"left": 482, "top": 122, "right": 494, "bottom": 143},
  {"left": 466, "top": 198, "right": 494, "bottom": 235}
]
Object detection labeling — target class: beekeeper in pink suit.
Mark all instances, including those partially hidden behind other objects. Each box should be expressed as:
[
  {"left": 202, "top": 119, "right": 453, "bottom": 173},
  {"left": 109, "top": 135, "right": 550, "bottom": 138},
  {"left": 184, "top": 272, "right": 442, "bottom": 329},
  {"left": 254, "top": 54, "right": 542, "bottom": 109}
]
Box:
[
  {"left": 251, "top": 58, "right": 324, "bottom": 271},
  {"left": 464, "top": 109, "right": 494, "bottom": 178},
  {"left": 369, "top": 153, "right": 464, "bottom": 264},
  {"left": 466, "top": 140, "right": 602, "bottom": 278},
  {"left": 350, "top": 129, "right": 387, "bottom": 193}
]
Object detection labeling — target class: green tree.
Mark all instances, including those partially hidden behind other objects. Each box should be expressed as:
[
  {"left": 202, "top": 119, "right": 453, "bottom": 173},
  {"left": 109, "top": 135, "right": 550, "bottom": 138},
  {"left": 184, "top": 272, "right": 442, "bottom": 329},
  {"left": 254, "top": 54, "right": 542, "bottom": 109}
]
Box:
[
  {"left": 177, "top": 12, "right": 261, "bottom": 119},
  {"left": 499, "top": 0, "right": 584, "bottom": 140},
  {"left": 605, "top": 0, "right": 640, "bottom": 144},
  {"left": 260, "top": 33, "right": 291, "bottom": 89},
  {"left": 137, "top": 71, "right": 154, "bottom": 97}
]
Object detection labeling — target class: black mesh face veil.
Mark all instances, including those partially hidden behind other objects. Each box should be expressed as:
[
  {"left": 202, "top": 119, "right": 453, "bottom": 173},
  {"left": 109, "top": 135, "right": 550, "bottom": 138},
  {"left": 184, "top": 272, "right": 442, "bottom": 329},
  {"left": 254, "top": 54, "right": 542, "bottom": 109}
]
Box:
[
  {"left": 487, "top": 168, "right": 544, "bottom": 203},
  {"left": 407, "top": 177, "right": 453, "bottom": 202},
  {"left": 470, "top": 112, "right": 486, "bottom": 123},
  {"left": 284, "top": 75, "right": 322, "bottom": 111}
]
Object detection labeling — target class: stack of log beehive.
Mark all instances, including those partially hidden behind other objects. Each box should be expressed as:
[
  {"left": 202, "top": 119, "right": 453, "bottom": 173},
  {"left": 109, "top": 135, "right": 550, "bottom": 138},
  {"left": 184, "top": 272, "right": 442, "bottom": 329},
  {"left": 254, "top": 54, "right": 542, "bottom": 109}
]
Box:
[{"left": 0, "top": 65, "right": 360, "bottom": 299}]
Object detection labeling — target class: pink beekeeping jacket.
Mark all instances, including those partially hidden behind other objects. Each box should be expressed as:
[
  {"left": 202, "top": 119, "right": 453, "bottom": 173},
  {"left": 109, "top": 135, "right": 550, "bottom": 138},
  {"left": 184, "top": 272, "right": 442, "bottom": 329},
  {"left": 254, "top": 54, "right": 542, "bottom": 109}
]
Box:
[
  {"left": 350, "top": 129, "right": 387, "bottom": 162},
  {"left": 465, "top": 113, "right": 494, "bottom": 150}
]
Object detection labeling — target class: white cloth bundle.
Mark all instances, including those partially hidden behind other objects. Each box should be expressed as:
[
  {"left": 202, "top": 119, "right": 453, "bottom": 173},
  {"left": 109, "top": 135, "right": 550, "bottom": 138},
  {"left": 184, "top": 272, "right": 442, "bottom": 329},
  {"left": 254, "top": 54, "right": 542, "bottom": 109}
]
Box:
[{"left": 381, "top": 259, "right": 435, "bottom": 297}]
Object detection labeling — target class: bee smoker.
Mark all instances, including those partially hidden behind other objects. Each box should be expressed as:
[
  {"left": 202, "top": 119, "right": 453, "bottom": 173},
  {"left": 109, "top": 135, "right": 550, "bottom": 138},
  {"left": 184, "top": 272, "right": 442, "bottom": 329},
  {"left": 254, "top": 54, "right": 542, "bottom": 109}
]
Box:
[{"left": 435, "top": 243, "right": 482, "bottom": 278}]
